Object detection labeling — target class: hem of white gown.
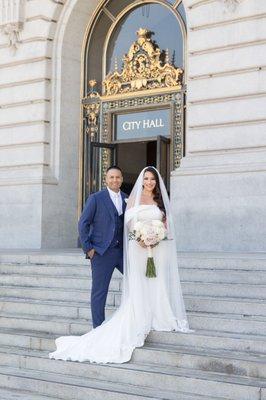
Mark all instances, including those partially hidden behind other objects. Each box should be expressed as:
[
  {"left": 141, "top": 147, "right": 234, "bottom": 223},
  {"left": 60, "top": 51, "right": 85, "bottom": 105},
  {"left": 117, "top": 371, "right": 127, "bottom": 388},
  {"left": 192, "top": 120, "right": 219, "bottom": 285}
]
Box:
[
  {"left": 48, "top": 322, "right": 192, "bottom": 364},
  {"left": 48, "top": 332, "right": 149, "bottom": 364}
]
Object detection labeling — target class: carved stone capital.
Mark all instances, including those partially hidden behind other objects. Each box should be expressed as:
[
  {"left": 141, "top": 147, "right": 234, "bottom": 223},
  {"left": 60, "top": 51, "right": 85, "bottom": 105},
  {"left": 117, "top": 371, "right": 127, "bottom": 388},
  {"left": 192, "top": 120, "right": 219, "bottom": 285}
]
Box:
[
  {"left": 2, "top": 21, "right": 22, "bottom": 50},
  {"left": 221, "top": 0, "right": 243, "bottom": 12},
  {"left": 0, "top": 0, "right": 25, "bottom": 52}
]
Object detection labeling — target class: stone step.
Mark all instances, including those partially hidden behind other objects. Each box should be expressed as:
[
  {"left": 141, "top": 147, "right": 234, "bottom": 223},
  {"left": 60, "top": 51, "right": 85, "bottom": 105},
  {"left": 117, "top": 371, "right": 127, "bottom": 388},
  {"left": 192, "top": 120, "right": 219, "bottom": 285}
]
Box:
[
  {"left": 0, "top": 264, "right": 266, "bottom": 285},
  {"left": 0, "top": 273, "right": 121, "bottom": 291},
  {"left": 0, "top": 250, "right": 87, "bottom": 266},
  {"left": 0, "top": 263, "right": 90, "bottom": 277},
  {"left": 1, "top": 250, "right": 266, "bottom": 271},
  {"left": 1, "top": 284, "right": 265, "bottom": 313},
  {"left": 0, "top": 297, "right": 94, "bottom": 319},
  {"left": 0, "top": 365, "right": 225, "bottom": 400},
  {"left": 177, "top": 252, "right": 266, "bottom": 270},
  {"left": 147, "top": 329, "right": 266, "bottom": 354},
  {"left": 2, "top": 262, "right": 266, "bottom": 280},
  {"left": 1, "top": 322, "right": 266, "bottom": 355},
  {"left": 0, "top": 312, "right": 90, "bottom": 336},
  {"left": 188, "top": 311, "right": 266, "bottom": 335},
  {"left": 182, "top": 282, "right": 266, "bottom": 299},
  {"left": 1, "top": 293, "right": 266, "bottom": 323},
  {"left": 0, "top": 347, "right": 265, "bottom": 400},
  {"left": 1, "top": 283, "right": 266, "bottom": 317},
  {"left": 1, "top": 332, "right": 266, "bottom": 380},
  {"left": 133, "top": 342, "right": 266, "bottom": 379},
  {"left": 114, "top": 294, "right": 266, "bottom": 316},
  {"left": 1, "top": 272, "right": 266, "bottom": 301},
  {"left": 185, "top": 295, "right": 266, "bottom": 317},
  {"left": 1, "top": 307, "right": 266, "bottom": 336},
  {"left": 0, "top": 387, "right": 59, "bottom": 400},
  {"left": 180, "top": 269, "right": 266, "bottom": 284},
  {"left": 0, "top": 285, "right": 117, "bottom": 303}
]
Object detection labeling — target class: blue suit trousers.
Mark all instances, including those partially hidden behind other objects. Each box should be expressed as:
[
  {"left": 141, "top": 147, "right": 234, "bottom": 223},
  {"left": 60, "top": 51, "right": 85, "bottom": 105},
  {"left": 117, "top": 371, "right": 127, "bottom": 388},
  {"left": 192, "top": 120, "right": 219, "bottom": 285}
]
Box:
[{"left": 90, "top": 246, "right": 123, "bottom": 328}]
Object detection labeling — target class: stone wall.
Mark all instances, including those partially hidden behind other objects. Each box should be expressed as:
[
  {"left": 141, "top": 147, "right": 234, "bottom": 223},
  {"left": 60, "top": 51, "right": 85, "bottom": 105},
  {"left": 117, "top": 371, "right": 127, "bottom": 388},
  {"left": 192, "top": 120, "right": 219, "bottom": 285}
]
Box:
[
  {"left": 0, "top": 0, "right": 95, "bottom": 248},
  {"left": 0, "top": 0, "right": 60, "bottom": 248},
  {"left": 173, "top": 0, "right": 266, "bottom": 251}
]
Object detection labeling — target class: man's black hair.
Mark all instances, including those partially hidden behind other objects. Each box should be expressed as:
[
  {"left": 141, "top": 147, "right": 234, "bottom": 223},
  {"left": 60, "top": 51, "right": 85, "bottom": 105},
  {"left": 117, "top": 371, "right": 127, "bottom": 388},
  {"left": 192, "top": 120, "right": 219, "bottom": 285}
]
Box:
[{"left": 106, "top": 166, "right": 122, "bottom": 173}]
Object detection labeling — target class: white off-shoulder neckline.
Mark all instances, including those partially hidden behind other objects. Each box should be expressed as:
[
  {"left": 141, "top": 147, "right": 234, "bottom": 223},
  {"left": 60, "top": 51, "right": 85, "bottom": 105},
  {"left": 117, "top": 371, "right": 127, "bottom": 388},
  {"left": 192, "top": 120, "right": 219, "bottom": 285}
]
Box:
[{"left": 138, "top": 204, "right": 158, "bottom": 207}]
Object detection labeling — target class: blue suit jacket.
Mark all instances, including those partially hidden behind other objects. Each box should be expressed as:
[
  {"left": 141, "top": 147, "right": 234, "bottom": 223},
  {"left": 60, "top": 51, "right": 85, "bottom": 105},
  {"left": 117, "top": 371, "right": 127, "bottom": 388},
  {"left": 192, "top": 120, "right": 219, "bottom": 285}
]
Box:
[{"left": 78, "top": 189, "right": 127, "bottom": 256}]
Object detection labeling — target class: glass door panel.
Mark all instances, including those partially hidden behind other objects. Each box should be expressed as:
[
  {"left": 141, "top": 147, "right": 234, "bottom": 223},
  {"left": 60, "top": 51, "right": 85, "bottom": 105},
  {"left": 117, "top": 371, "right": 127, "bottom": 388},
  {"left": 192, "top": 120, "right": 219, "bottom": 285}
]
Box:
[
  {"left": 89, "top": 143, "right": 117, "bottom": 194},
  {"left": 157, "top": 135, "right": 170, "bottom": 192}
]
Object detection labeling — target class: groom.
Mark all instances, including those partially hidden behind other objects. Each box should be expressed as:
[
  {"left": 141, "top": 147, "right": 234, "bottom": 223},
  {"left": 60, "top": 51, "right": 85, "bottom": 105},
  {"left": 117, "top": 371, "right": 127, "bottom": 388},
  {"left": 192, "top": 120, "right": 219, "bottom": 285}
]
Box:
[{"left": 78, "top": 166, "right": 127, "bottom": 328}]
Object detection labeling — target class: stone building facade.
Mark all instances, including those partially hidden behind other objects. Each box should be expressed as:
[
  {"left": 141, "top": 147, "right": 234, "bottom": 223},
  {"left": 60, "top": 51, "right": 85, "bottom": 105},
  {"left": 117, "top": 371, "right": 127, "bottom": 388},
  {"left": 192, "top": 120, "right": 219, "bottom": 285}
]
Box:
[{"left": 0, "top": 0, "right": 265, "bottom": 252}]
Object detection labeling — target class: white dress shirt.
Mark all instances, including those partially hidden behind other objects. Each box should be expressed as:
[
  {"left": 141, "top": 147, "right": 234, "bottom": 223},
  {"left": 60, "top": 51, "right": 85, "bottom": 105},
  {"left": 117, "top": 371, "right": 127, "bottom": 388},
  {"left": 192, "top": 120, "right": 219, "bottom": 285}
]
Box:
[{"left": 107, "top": 187, "right": 123, "bottom": 215}]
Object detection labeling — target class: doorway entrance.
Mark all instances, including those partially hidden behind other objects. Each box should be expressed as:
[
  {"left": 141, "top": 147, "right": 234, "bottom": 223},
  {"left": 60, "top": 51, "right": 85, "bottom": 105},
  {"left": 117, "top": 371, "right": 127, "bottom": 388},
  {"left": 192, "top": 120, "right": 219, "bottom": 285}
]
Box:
[
  {"left": 89, "top": 135, "right": 170, "bottom": 195},
  {"left": 117, "top": 137, "right": 170, "bottom": 194}
]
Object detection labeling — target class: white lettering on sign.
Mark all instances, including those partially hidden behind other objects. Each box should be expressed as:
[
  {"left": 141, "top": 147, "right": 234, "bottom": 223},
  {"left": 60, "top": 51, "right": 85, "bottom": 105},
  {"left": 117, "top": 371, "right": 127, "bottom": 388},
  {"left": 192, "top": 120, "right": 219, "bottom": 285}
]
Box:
[
  {"left": 135, "top": 121, "right": 142, "bottom": 130},
  {"left": 122, "top": 122, "right": 130, "bottom": 131},
  {"left": 122, "top": 118, "right": 165, "bottom": 131}
]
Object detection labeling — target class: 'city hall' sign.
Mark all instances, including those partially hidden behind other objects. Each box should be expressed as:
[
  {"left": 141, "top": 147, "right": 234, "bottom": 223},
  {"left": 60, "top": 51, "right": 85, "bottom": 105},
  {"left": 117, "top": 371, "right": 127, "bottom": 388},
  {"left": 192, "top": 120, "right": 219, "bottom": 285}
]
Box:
[{"left": 115, "top": 109, "right": 170, "bottom": 141}]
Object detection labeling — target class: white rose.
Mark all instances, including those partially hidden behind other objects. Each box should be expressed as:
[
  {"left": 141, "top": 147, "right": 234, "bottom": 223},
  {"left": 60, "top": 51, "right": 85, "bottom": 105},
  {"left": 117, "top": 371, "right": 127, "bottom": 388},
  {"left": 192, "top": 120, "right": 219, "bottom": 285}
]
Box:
[{"left": 152, "top": 220, "right": 163, "bottom": 227}]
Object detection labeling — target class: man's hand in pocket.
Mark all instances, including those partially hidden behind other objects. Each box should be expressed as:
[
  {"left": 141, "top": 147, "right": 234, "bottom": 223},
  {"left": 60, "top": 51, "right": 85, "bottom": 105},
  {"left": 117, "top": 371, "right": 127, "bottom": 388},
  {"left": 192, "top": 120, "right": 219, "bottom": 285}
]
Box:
[{"left": 87, "top": 249, "right": 95, "bottom": 259}]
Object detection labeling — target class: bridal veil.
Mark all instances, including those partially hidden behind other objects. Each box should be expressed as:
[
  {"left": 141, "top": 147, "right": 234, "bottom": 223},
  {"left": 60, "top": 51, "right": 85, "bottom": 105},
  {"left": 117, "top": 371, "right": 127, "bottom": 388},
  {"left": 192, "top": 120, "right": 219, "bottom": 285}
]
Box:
[{"left": 121, "top": 166, "right": 190, "bottom": 332}]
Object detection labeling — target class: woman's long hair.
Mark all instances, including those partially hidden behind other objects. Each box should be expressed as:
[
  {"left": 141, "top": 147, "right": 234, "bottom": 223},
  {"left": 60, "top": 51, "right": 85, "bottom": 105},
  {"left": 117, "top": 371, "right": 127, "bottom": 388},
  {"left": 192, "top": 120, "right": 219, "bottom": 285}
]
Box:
[{"left": 143, "top": 167, "right": 166, "bottom": 216}]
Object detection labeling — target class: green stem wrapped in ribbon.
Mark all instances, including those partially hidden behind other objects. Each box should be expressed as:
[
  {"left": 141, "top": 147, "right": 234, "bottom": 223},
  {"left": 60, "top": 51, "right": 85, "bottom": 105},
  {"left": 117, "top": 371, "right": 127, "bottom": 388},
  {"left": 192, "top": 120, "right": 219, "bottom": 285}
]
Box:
[{"left": 146, "top": 246, "right": 156, "bottom": 278}]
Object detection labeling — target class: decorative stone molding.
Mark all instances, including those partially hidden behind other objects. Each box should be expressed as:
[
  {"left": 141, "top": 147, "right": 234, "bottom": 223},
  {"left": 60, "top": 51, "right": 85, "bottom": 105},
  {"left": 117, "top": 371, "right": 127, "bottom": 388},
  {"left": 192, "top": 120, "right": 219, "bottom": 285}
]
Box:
[
  {"left": 221, "top": 0, "right": 243, "bottom": 12},
  {"left": 0, "top": 0, "right": 26, "bottom": 51}
]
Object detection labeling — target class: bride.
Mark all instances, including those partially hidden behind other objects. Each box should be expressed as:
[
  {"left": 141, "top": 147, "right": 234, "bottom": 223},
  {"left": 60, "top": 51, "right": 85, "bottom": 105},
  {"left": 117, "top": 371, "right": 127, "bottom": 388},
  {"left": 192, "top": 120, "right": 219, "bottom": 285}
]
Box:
[{"left": 49, "top": 166, "right": 191, "bottom": 364}]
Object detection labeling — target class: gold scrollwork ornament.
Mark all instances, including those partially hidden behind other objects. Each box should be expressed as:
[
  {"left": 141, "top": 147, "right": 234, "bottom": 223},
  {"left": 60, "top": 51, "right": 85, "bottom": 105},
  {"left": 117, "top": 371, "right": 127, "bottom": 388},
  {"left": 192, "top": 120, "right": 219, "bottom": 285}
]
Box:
[
  {"left": 103, "top": 28, "right": 183, "bottom": 96},
  {"left": 83, "top": 80, "right": 101, "bottom": 139}
]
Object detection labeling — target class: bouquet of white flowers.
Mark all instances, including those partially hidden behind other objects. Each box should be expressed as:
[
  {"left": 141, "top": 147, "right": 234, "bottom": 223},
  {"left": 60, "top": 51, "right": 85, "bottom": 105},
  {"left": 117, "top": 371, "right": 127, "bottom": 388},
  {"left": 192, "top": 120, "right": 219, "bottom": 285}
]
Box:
[{"left": 130, "top": 220, "right": 167, "bottom": 278}]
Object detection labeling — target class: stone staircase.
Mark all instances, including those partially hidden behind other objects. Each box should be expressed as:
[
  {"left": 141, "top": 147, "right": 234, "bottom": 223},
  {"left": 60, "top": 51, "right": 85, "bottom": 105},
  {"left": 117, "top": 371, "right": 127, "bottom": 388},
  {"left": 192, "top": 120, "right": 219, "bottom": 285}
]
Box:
[{"left": 0, "top": 250, "right": 266, "bottom": 399}]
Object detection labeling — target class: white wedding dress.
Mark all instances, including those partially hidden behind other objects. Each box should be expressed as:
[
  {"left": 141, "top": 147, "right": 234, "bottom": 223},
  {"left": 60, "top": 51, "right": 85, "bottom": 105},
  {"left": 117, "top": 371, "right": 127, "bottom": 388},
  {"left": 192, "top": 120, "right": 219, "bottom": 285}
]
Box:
[{"left": 49, "top": 204, "right": 190, "bottom": 364}]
